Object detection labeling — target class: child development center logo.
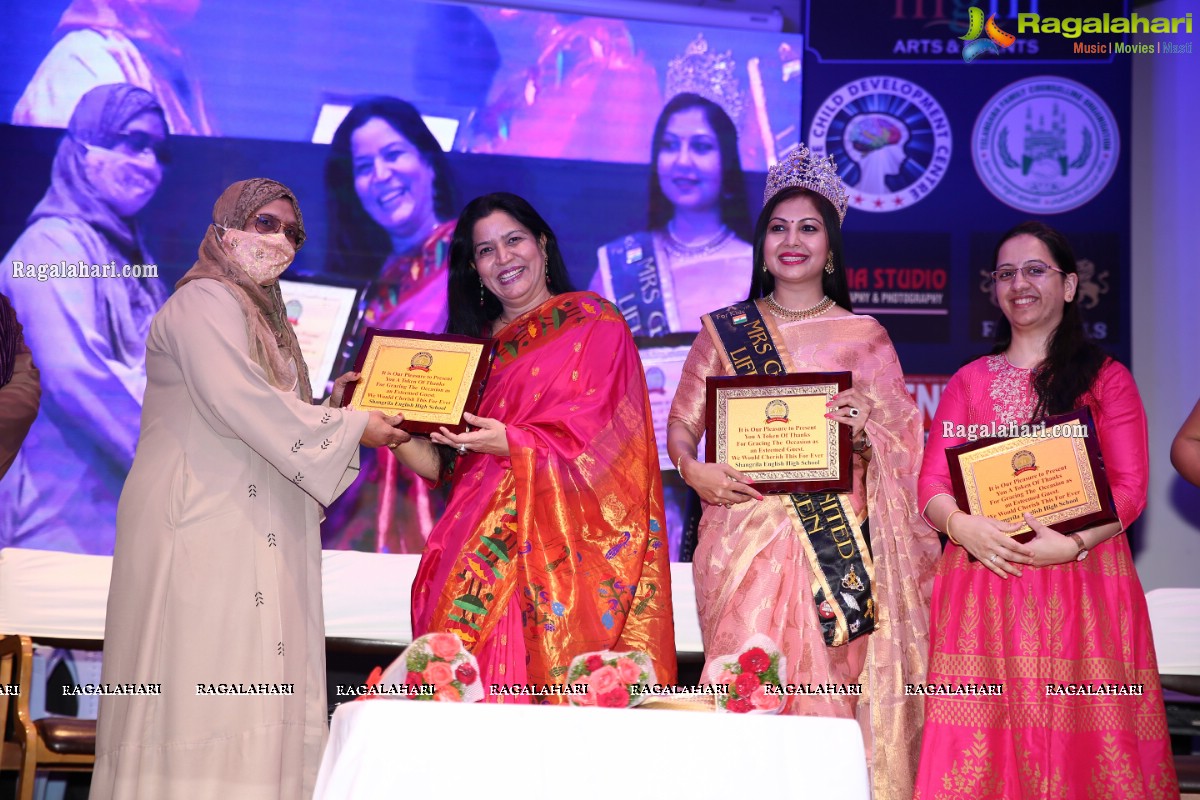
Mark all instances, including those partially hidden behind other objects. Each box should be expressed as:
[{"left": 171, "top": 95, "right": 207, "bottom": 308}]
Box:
[
  {"left": 972, "top": 76, "right": 1118, "bottom": 214},
  {"left": 960, "top": 6, "right": 1017, "bottom": 62},
  {"left": 808, "top": 76, "right": 951, "bottom": 213}
]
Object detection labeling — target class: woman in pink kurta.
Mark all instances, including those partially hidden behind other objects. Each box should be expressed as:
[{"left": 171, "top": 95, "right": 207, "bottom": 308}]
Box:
[
  {"left": 914, "top": 222, "right": 1177, "bottom": 799},
  {"left": 94, "top": 180, "right": 406, "bottom": 800},
  {"left": 667, "top": 161, "right": 939, "bottom": 800}
]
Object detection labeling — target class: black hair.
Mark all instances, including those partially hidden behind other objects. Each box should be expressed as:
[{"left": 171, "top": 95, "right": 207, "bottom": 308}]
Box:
[
  {"left": 647, "top": 93, "right": 751, "bottom": 242},
  {"left": 745, "top": 187, "right": 853, "bottom": 312},
  {"left": 446, "top": 193, "right": 575, "bottom": 338},
  {"left": 987, "top": 220, "right": 1109, "bottom": 419},
  {"left": 324, "top": 97, "right": 455, "bottom": 279}
]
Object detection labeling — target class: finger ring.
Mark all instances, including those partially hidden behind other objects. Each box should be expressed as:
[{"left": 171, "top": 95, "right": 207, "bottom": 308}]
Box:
[
  {"left": 387, "top": 442, "right": 399, "bottom": 450},
  {"left": 848, "top": 407, "right": 859, "bottom": 418},
  {"left": 989, "top": 553, "right": 1000, "bottom": 564},
  {"left": 457, "top": 444, "right": 468, "bottom": 455}
]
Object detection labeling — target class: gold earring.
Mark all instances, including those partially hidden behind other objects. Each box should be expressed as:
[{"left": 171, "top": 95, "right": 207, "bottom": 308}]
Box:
[
  {"left": 761, "top": 261, "right": 768, "bottom": 275},
  {"left": 825, "top": 253, "right": 835, "bottom": 274}
]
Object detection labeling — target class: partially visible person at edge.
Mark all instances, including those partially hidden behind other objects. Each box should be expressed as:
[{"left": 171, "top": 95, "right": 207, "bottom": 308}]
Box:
[
  {"left": 14, "top": 0, "right": 215, "bottom": 135},
  {"left": 0, "top": 294, "right": 40, "bottom": 480},
  {"left": 93, "top": 178, "right": 407, "bottom": 799},
  {"left": 1171, "top": 397, "right": 1200, "bottom": 488},
  {"left": 590, "top": 89, "right": 752, "bottom": 562},
  {"left": 321, "top": 96, "right": 457, "bottom": 553},
  {"left": 387, "top": 192, "right": 676, "bottom": 696},
  {"left": 914, "top": 221, "right": 1178, "bottom": 798},
  {"left": 0, "top": 83, "right": 168, "bottom": 554},
  {"left": 666, "top": 145, "right": 938, "bottom": 800}
]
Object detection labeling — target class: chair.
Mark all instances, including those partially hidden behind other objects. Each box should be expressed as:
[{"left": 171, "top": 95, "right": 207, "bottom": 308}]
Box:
[{"left": 0, "top": 634, "right": 97, "bottom": 800}]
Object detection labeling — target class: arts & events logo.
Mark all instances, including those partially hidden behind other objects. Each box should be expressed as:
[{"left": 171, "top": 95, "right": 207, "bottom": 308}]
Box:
[{"left": 960, "top": 6, "right": 1016, "bottom": 62}]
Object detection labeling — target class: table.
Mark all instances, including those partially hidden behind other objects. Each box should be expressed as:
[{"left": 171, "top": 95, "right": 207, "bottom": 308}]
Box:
[
  {"left": 314, "top": 700, "right": 869, "bottom": 799},
  {"left": 0, "top": 548, "right": 704, "bottom": 656}
]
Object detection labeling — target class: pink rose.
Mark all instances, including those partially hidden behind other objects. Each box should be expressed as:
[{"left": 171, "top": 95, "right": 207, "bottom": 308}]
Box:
[
  {"left": 584, "top": 654, "right": 605, "bottom": 673},
  {"left": 598, "top": 687, "right": 630, "bottom": 708},
  {"left": 573, "top": 679, "right": 595, "bottom": 706},
  {"left": 751, "top": 685, "right": 783, "bottom": 711},
  {"left": 615, "top": 657, "right": 642, "bottom": 685},
  {"left": 434, "top": 684, "right": 462, "bottom": 702},
  {"left": 716, "top": 668, "right": 738, "bottom": 687},
  {"left": 423, "top": 661, "right": 454, "bottom": 687},
  {"left": 428, "top": 633, "right": 461, "bottom": 660},
  {"left": 589, "top": 665, "right": 620, "bottom": 694},
  {"left": 734, "top": 671, "right": 760, "bottom": 698}
]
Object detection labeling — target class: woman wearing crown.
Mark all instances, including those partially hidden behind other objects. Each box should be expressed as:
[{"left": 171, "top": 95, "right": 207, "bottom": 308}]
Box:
[
  {"left": 590, "top": 35, "right": 754, "bottom": 559},
  {"left": 666, "top": 146, "right": 939, "bottom": 800}
]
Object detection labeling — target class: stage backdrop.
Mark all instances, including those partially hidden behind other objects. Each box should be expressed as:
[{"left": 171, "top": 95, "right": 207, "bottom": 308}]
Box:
[{"left": 1, "top": 0, "right": 1152, "bottom": 558}]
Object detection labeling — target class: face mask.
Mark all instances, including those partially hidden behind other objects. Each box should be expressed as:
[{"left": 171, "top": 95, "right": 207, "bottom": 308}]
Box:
[
  {"left": 82, "top": 144, "right": 162, "bottom": 217},
  {"left": 218, "top": 227, "right": 296, "bottom": 285}
]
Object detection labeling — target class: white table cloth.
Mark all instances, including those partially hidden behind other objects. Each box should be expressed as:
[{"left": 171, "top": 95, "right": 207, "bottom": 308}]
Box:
[
  {"left": 0, "top": 548, "right": 704, "bottom": 655},
  {"left": 314, "top": 700, "right": 869, "bottom": 799}
]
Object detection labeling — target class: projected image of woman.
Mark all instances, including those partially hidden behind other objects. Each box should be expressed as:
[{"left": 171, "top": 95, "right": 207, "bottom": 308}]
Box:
[
  {"left": 591, "top": 88, "right": 752, "bottom": 337},
  {"left": 322, "top": 96, "right": 457, "bottom": 552},
  {"left": 13, "top": 0, "right": 214, "bottom": 135}
]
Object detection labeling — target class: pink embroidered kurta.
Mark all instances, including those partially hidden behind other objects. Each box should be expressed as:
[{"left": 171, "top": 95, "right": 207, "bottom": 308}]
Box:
[
  {"left": 914, "top": 355, "right": 1178, "bottom": 799},
  {"left": 669, "top": 311, "right": 939, "bottom": 800}
]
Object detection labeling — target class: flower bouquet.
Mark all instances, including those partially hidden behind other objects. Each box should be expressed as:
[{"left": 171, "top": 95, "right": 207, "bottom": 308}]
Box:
[
  {"left": 703, "top": 634, "right": 785, "bottom": 714},
  {"left": 566, "top": 650, "right": 657, "bottom": 709},
  {"left": 369, "top": 632, "right": 483, "bottom": 702}
]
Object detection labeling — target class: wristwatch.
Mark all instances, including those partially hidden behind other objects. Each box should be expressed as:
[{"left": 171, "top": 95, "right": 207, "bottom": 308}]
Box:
[{"left": 1068, "top": 532, "right": 1089, "bottom": 562}]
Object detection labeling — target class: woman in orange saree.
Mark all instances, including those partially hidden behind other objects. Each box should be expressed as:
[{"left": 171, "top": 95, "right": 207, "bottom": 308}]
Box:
[{"left": 394, "top": 193, "right": 676, "bottom": 696}]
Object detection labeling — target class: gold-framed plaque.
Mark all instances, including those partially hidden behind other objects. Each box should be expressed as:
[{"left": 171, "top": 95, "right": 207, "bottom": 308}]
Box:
[
  {"left": 946, "top": 407, "right": 1117, "bottom": 540},
  {"left": 341, "top": 328, "right": 495, "bottom": 435},
  {"left": 635, "top": 334, "right": 697, "bottom": 472},
  {"left": 704, "top": 372, "right": 852, "bottom": 494}
]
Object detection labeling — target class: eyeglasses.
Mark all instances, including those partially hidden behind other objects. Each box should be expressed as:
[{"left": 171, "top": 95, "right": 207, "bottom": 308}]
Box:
[
  {"left": 111, "top": 130, "right": 170, "bottom": 163},
  {"left": 991, "top": 262, "right": 1065, "bottom": 283},
  {"left": 253, "top": 213, "right": 304, "bottom": 248}
]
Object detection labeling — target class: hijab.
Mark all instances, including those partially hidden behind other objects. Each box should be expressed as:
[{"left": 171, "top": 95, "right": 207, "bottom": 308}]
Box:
[
  {"left": 176, "top": 179, "right": 313, "bottom": 402},
  {"left": 27, "top": 83, "right": 163, "bottom": 263}
]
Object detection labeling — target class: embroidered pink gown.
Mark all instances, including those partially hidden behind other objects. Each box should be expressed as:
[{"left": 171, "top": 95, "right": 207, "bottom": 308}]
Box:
[{"left": 914, "top": 355, "right": 1178, "bottom": 799}]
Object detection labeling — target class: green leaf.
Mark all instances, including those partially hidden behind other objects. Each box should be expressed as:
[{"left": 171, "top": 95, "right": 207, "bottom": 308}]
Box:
[{"left": 453, "top": 594, "right": 486, "bottom": 615}]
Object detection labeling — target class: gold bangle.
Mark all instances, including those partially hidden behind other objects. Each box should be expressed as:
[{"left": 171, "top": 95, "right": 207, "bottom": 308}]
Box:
[
  {"left": 675, "top": 452, "right": 692, "bottom": 475},
  {"left": 945, "top": 510, "right": 965, "bottom": 545}
]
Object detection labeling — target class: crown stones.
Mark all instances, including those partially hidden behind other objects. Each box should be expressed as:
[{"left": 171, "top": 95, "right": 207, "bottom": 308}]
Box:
[
  {"left": 665, "top": 34, "right": 743, "bottom": 122},
  {"left": 763, "top": 144, "right": 850, "bottom": 223}
]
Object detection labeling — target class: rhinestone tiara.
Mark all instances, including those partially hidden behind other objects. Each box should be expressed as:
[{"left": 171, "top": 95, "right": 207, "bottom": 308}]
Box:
[
  {"left": 763, "top": 144, "right": 850, "bottom": 224},
  {"left": 665, "top": 34, "right": 743, "bottom": 122}
]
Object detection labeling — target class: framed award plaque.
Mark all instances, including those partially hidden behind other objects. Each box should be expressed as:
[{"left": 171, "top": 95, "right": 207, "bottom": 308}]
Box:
[
  {"left": 278, "top": 275, "right": 365, "bottom": 398},
  {"left": 704, "top": 372, "right": 852, "bottom": 494},
  {"left": 341, "top": 328, "right": 495, "bottom": 435},
  {"left": 635, "top": 333, "right": 697, "bottom": 473},
  {"left": 946, "top": 407, "right": 1117, "bottom": 539}
]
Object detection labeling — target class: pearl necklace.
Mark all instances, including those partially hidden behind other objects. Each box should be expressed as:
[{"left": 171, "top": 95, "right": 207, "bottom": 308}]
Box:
[
  {"left": 662, "top": 222, "right": 734, "bottom": 257},
  {"left": 763, "top": 293, "right": 835, "bottom": 321}
]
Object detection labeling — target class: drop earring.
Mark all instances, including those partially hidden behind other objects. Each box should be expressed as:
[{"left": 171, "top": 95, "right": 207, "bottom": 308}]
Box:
[{"left": 825, "top": 252, "right": 835, "bottom": 274}]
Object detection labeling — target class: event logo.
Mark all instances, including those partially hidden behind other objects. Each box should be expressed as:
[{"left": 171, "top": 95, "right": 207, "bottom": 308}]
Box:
[
  {"left": 960, "top": 6, "right": 1016, "bottom": 62},
  {"left": 972, "top": 76, "right": 1118, "bottom": 214},
  {"left": 809, "top": 76, "right": 952, "bottom": 213}
]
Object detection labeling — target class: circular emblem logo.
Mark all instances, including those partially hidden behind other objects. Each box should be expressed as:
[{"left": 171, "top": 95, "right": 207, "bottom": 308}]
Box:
[
  {"left": 808, "top": 76, "right": 952, "bottom": 213},
  {"left": 972, "top": 76, "right": 1119, "bottom": 214}
]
